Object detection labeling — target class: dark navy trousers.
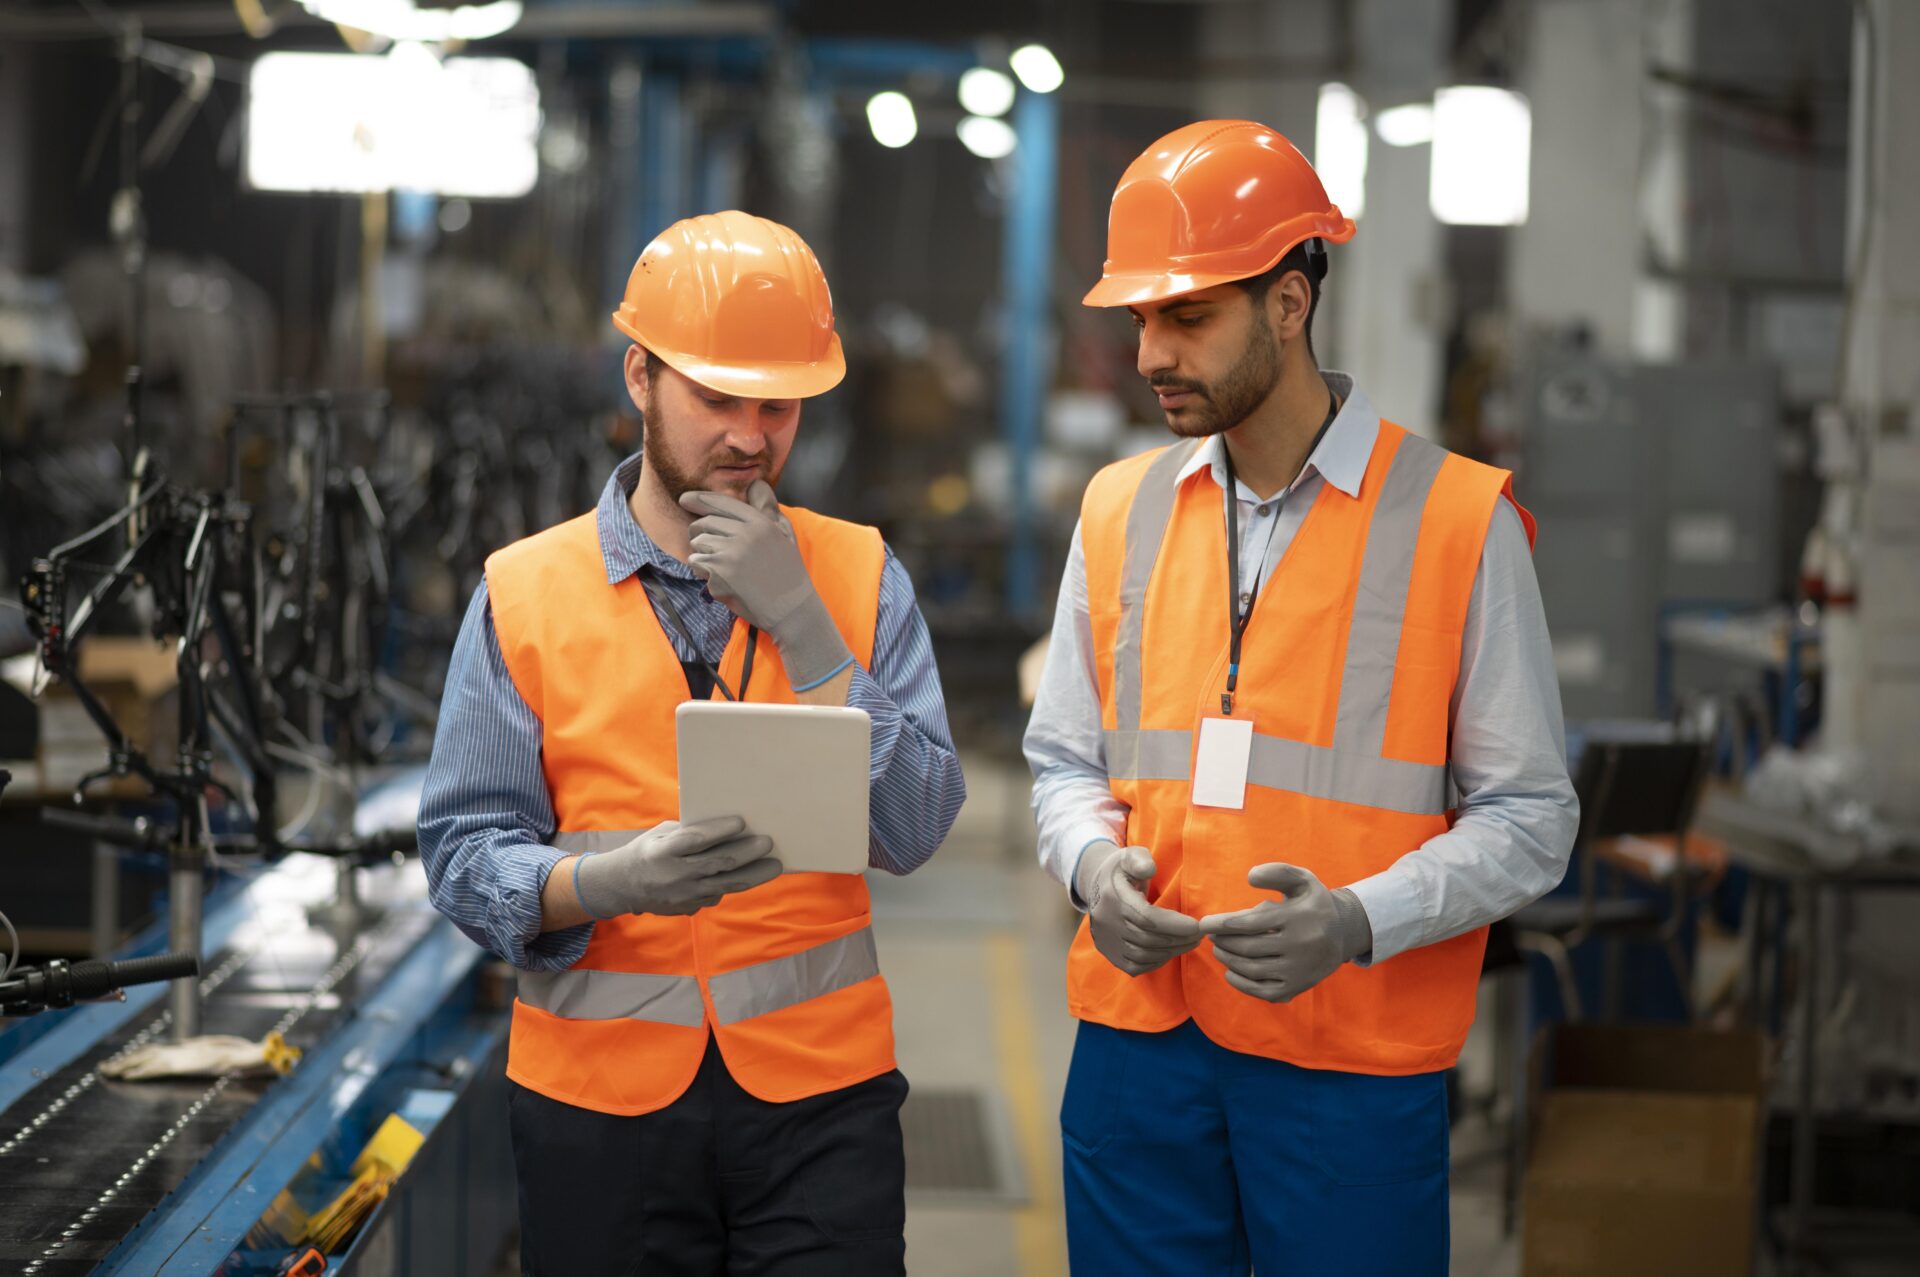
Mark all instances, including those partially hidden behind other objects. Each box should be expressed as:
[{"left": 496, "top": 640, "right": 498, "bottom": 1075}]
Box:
[{"left": 1062, "top": 1019, "right": 1450, "bottom": 1276}]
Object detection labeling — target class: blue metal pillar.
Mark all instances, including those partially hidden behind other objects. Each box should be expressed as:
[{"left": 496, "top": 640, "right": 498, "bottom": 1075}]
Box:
[
  {"left": 999, "top": 87, "right": 1059, "bottom": 616},
  {"left": 639, "top": 64, "right": 691, "bottom": 236}
]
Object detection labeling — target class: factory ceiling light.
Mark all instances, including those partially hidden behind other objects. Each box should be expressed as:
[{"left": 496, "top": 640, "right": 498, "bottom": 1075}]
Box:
[
  {"left": 1009, "top": 44, "right": 1063, "bottom": 94},
  {"left": 247, "top": 50, "right": 540, "bottom": 196},
  {"left": 298, "top": 0, "right": 523, "bottom": 43},
  {"left": 1429, "top": 86, "right": 1530, "bottom": 226},
  {"left": 1314, "top": 82, "right": 1368, "bottom": 220},
  {"left": 1373, "top": 102, "right": 1434, "bottom": 147},
  {"left": 866, "top": 91, "right": 917, "bottom": 148},
  {"left": 958, "top": 66, "right": 1016, "bottom": 118},
  {"left": 957, "top": 115, "right": 1017, "bottom": 159}
]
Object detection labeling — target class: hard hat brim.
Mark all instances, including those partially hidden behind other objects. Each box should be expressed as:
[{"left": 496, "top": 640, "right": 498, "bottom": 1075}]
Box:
[
  {"left": 1081, "top": 268, "right": 1259, "bottom": 309},
  {"left": 1081, "top": 215, "right": 1358, "bottom": 309},
  {"left": 614, "top": 314, "right": 847, "bottom": 400}
]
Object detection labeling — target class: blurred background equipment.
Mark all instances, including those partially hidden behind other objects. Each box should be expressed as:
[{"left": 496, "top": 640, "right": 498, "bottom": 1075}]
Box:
[{"left": 0, "top": 0, "right": 1915, "bottom": 1274}]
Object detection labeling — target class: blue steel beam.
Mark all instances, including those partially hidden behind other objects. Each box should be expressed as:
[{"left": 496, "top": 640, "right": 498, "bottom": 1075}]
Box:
[{"left": 999, "top": 87, "right": 1059, "bottom": 616}]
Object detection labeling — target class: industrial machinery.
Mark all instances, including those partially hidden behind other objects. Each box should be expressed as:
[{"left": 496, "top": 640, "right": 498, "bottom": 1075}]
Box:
[{"left": 0, "top": 853, "right": 516, "bottom": 1275}]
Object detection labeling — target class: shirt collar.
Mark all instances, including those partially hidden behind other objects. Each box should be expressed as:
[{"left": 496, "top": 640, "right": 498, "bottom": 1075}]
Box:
[
  {"left": 596, "top": 452, "right": 701, "bottom": 584},
  {"left": 1172, "top": 370, "right": 1378, "bottom": 502}
]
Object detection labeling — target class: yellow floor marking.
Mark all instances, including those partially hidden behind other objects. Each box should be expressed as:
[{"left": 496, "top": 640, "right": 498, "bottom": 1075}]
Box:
[{"left": 988, "top": 931, "right": 1068, "bottom": 1276}]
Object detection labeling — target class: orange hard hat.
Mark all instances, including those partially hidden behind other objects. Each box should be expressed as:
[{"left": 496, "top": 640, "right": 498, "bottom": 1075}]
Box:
[
  {"left": 611, "top": 210, "right": 845, "bottom": 399},
  {"left": 1082, "top": 120, "right": 1357, "bottom": 309}
]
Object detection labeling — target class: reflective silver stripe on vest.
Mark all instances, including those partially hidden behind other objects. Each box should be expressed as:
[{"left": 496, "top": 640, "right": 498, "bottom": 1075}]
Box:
[
  {"left": 707, "top": 927, "right": 880, "bottom": 1026},
  {"left": 1104, "top": 728, "right": 1448, "bottom": 815},
  {"left": 1113, "top": 440, "right": 1201, "bottom": 735},
  {"left": 1103, "top": 729, "right": 1195, "bottom": 782},
  {"left": 517, "top": 967, "right": 706, "bottom": 1028},
  {"left": 1332, "top": 432, "right": 1448, "bottom": 756},
  {"left": 1247, "top": 733, "right": 1448, "bottom": 816}
]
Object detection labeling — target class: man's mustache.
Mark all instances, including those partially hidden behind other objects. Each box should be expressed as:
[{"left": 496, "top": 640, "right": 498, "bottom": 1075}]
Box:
[{"left": 1149, "top": 377, "right": 1208, "bottom": 396}]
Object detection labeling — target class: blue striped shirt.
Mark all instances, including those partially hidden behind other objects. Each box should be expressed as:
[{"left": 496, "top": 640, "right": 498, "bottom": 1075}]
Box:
[{"left": 417, "top": 453, "right": 966, "bottom": 970}]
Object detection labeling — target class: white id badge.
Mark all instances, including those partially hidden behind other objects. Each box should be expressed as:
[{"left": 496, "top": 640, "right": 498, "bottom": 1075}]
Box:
[{"left": 1191, "top": 716, "right": 1254, "bottom": 809}]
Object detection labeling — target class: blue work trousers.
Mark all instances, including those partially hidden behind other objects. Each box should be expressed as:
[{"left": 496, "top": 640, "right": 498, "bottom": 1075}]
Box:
[{"left": 1061, "top": 1019, "right": 1449, "bottom": 1277}]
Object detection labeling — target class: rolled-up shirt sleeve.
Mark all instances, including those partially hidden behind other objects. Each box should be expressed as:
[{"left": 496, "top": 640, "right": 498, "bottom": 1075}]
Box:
[
  {"left": 1344, "top": 500, "right": 1580, "bottom": 963},
  {"left": 1023, "top": 522, "right": 1131, "bottom": 909},
  {"left": 417, "top": 581, "right": 593, "bottom": 972},
  {"left": 849, "top": 549, "right": 967, "bottom": 876}
]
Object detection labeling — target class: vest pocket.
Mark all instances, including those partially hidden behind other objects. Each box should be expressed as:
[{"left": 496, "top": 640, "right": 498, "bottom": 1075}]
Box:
[{"left": 1307, "top": 1068, "right": 1448, "bottom": 1187}]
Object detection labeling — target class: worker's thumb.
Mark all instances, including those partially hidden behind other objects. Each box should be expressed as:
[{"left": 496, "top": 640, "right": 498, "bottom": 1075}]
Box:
[
  {"left": 1248, "top": 862, "right": 1319, "bottom": 898},
  {"left": 1119, "top": 846, "right": 1158, "bottom": 883},
  {"left": 747, "top": 479, "right": 780, "bottom": 515}
]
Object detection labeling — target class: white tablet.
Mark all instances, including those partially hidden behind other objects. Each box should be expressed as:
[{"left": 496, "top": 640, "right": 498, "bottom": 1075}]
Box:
[{"left": 675, "top": 701, "right": 873, "bottom": 875}]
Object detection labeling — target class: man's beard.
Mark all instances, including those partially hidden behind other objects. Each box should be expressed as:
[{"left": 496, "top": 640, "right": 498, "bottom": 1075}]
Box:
[
  {"left": 1151, "top": 306, "right": 1283, "bottom": 438},
  {"left": 642, "top": 385, "right": 781, "bottom": 501}
]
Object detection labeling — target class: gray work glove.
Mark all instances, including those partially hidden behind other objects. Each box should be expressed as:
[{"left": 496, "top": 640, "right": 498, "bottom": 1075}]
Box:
[
  {"left": 1077, "top": 841, "right": 1203, "bottom": 976},
  {"left": 1197, "top": 863, "right": 1372, "bottom": 1003},
  {"left": 679, "top": 480, "right": 854, "bottom": 689},
  {"left": 572, "top": 817, "right": 781, "bottom": 919}
]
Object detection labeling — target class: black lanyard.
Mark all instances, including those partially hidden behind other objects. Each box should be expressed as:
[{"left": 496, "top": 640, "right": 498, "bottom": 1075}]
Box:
[
  {"left": 640, "top": 572, "right": 758, "bottom": 702},
  {"left": 1219, "top": 394, "right": 1340, "bottom": 716}
]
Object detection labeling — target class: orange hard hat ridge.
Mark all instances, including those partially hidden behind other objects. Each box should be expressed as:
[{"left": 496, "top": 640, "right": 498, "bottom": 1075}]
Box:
[
  {"left": 1083, "top": 120, "right": 1357, "bottom": 309},
  {"left": 611, "top": 210, "right": 847, "bottom": 399}
]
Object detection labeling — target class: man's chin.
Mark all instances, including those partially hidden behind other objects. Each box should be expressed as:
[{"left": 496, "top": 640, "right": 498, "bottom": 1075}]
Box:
[{"left": 1164, "top": 411, "right": 1224, "bottom": 439}]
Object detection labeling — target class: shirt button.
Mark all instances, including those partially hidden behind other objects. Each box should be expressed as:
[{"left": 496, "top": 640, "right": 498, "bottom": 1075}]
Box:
[
  {"left": 1257, "top": 504, "right": 1272, "bottom": 517},
  {"left": 1239, "top": 592, "right": 1253, "bottom": 608}
]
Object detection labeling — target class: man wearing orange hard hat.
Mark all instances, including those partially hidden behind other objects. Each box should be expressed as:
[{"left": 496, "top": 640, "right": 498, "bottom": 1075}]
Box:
[
  {"left": 419, "top": 210, "right": 964, "bottom": 1275},
  {"left": 1025, "top": 121, "right": 1577, "bottom": 1273}
]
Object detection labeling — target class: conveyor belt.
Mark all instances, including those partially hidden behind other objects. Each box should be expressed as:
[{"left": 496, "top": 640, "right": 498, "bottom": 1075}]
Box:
[{"left": 0, "top": 868, "right": 435, "bottom": 1276}]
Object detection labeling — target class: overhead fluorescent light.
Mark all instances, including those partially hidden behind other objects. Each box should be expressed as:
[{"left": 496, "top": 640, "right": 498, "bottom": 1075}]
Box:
[
  {"left": 957, "top": 115, "right": 1017, "bottom": 159},
  {"left": 1314, "top": 82, "right": 1368, "bottom": 220},
  {"left": 866, "top": 91, "right": 917, "bottom": 148},
  {"left": 958, "top": 66, "right": 1016, "bottom": 118},
  {"left": 247, "top": 50, "right": 540, "bottom": 197},
  {"left": 1430, "top": 86, "right": 1530, "bottom": 225},
  {"left": 1009, "top": 44, "right": 1063, "bottom": 94},
  {"left": 1373, "top": 102, "right": 1434, "bottom": 147},
  {"left": 298, "top": 0, "right": 522, "bottom": 43}
]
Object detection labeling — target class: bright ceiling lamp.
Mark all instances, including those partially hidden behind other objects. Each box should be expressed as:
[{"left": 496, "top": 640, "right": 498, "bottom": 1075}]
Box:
[
  {"left": 1314, "top": 82, "right": 1368, "bottom": 220},
  {"left": 958, "top": 66, "right": 1016, "bottom": 118},
  {"left": 1009, "top": 44, "right": 1063, "bottom": 94},
  {"left": 957, "top": 115, "right": 1017, "bottom": 159},
  {"left": 247, "top": 50, "right": 539, "bottom": 196},
  {"left": 866, "top": 91, "right": 917, "bottom": 148},
  {"left": 1430, "top": 85, "right": 1530, "bottom": 225},
  {"left": 1373, "top": 102, "right": 1434, "bottom": 147},
  {"left": 298, "top": 0, "right": 522, "bottom": 43}
]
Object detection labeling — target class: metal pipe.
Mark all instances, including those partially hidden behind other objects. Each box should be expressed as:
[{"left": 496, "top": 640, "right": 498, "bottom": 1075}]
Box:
[
  {"left": 1789, "top": 880, "right": 1821, "bottom": 1272},
  {"left": 167, "top": 852, "right": 202, "bottom": 1041},
  {"left": 999, "top": 86, "right": 1059, "bottom": 617},
  {"left": 91, "top": 841, "right": 119, "bottom": 959}
]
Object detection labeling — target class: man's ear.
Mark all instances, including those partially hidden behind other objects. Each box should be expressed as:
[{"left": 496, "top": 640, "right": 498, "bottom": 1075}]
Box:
[
  {"left": 1269, "top": 270, "right": 1312, "bottom": 343},
  {"left": 623, "top": 345, "right": 650, "bottom": 413}
]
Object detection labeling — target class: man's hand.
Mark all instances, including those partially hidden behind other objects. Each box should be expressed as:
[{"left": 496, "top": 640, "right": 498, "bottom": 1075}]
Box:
[
  {"left": 680, "top": 481, "right": 853, "bottom": 689},
  {"left": 1078, "top": 841, "right": 1203, "bottom": 976},
  {"left": 1197, "top": 863, "right": 1372, "bottom": 1003},
  {"left": 573, "top": 817, "right": 781, "bottom": 918}
]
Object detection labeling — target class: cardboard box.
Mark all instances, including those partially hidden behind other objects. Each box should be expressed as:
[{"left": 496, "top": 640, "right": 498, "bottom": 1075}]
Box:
[{"left": 1522, "top": 1024, "right": 1767, "bottom": 1277}]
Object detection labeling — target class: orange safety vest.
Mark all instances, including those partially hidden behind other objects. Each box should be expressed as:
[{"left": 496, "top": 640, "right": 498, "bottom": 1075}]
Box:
[
  {"left": 484, "top": 504, "right": 895, "bottom": 1115},
  {"left": 1076, "top": 419, "right": 1534, "bottom": 1076}
]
